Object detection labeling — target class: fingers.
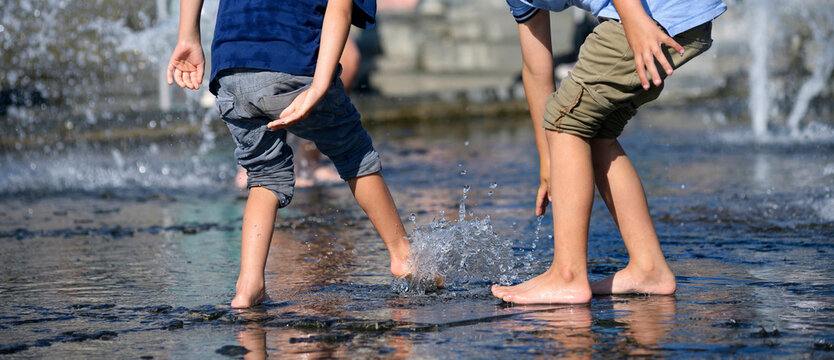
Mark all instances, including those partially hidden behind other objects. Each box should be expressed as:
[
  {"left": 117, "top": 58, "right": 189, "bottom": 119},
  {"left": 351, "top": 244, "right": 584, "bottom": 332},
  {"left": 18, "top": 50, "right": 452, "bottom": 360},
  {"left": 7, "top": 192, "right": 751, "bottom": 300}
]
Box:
[
  {"left": 173, "top": 69, "right": 185, "bottom": 88},
  {"left": 634, "top": 56, "right": 649, "bottom": 90},
  {"left": 188, "top": 71, "right": 201, "bottom": 90},
  {"left": 655, "top": 34, "right": 682, "bottom": 77},
  {"left": 182, "top": 69, "right": 195, "bottom": 89},
  {"left": 267, "top": 114, "right": 296, "bottom": 131},
  {"left": 266, "top": 119, "right": 285, "bottom": 131},
  {"left": 279, "top": 103, "right": 295, "bottom": 120},
  {"left": 664, "top": 36, "right": 685, "bottom": 56},
  {"left": 195, "top": 65, "right": 204, "bottom": 87},
  {"left": 653, "top": 46, "right": 674, "bottom": 77},
  {"left": 644, "top": 51, "right": 663, "bottom": 87},
  {"left": 166, "top": 63, "right": 175, "bottom": 85}
]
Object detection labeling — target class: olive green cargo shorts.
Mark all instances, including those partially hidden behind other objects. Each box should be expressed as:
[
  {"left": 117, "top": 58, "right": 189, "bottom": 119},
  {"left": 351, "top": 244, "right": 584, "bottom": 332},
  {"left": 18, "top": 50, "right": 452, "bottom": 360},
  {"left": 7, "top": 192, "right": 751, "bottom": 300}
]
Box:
[{"left": 543, "top": 19, "right": 713, "bottom": 138}]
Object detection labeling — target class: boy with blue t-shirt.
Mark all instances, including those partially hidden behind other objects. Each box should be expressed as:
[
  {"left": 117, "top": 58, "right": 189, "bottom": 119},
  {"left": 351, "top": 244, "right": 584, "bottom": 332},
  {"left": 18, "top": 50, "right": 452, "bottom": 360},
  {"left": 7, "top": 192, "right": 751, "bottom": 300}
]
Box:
[
  {"left": 167, "top": 0, "right": 412, "bottom": 308},
  {"left": 492, "top": 0, "right": 726, "bottom": 304}
]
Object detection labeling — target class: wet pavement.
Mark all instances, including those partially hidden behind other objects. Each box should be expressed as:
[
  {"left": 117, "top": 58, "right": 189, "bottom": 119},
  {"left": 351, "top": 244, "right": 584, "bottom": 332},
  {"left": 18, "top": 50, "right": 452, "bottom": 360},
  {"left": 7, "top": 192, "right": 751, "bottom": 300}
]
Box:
[{"left": 1, "top": 105, "right": 833, "bottom": 358}]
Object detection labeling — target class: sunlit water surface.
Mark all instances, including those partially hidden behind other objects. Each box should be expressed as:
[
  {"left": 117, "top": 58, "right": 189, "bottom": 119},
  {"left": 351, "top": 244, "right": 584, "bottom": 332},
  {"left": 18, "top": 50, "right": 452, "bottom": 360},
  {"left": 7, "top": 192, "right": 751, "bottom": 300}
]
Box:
[{"left": 1, "top": 106, "right": 833, "bottom": 358}]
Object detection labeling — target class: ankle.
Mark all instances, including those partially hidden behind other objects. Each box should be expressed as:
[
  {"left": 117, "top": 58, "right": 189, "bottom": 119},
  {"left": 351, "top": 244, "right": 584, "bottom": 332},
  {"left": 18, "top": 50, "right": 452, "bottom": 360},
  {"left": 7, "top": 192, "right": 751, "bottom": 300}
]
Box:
[
  {"left": 627, "top": 259, "right": 672, "bottom": 276},
  {"left": 236, "top": 273, "right": 265, "bottom": 291},
  {"left": 546, "top": 265, "right": 587, "bottom": 284},
  {"left": 388, "top": 241, "right": 410, "bottom": 264}
]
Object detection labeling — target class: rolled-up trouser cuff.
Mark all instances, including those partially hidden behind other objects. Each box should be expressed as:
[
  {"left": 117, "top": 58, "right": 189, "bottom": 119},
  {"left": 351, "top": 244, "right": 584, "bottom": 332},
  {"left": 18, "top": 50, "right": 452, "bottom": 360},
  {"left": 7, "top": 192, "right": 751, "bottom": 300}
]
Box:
[
  {"left": 246, "top": 163, "right": 294, "bottom": 208},
  {"left": 320, "top": 131, "right": 381, "bottom": 180}
]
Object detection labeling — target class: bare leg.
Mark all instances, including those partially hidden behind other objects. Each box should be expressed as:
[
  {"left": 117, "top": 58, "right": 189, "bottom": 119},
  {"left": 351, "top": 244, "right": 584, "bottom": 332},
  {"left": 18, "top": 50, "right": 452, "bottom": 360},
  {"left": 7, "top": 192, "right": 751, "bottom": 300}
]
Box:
[
  {"left": 491, "top": 131, "right": 593, "bottom": 304},
  {"left": 589, "top": 138, "right": 675, "bottom": 295},
  {"left": 231, "top": 187, "right": 277, "bottom": 308},
  {"left": 348, "top": 172, "right": 410, "bottom": 277}
]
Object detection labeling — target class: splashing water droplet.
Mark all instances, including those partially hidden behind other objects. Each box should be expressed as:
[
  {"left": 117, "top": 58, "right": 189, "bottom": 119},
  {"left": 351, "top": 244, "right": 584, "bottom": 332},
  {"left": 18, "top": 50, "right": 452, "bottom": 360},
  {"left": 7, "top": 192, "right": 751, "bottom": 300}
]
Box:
[
  {"left": 487, "top": 190, "right": 494, "bottom": 197},
  {"left": 460, "top": 170, "right": 467, "bottom": 175},
  {"left": 489, "top": 182, "right": 498, "bottom": 189},
  {"left": 399, "top": 192, "right": 517, "bottom": 295},
  {"left": 464, "top": 141, "right": 470, "bottom": 146}
]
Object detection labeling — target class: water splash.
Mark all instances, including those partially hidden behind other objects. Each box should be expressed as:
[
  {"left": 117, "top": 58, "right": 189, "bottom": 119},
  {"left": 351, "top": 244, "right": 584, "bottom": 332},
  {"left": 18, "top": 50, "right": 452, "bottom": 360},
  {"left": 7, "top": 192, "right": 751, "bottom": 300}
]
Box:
[
  {"left": 785, "top": 6, "right": 834, "bottom": 137},
  {"left": 746, "top": 0, "right": 834, "bottom": 142},
  {"left": 395, "top": 186, "right": 516, "bottom": 294},
  {"left": 747, "top": 1, "right": 770, "bottom": 139},
  {"left": 0, "top": 1, "right": 230, "bottom": 195}
]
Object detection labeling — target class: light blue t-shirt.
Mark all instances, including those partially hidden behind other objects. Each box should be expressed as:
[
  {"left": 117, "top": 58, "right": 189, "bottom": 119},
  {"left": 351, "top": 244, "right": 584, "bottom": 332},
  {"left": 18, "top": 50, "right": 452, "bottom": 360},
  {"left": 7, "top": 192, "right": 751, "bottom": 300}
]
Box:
[{"left": 506, "top": 0, "right": 726, "bottom": 37}]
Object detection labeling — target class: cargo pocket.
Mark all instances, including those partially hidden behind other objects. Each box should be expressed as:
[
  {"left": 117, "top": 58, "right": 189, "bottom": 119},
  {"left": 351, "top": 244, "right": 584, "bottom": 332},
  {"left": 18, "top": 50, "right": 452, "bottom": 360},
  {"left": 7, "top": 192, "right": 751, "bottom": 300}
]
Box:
[
  {"left": 215, "top": 96, "right": 235, "bottom": 119},
  {"left": 670, "top": 22, "right": 713, "bottom": 69},
  {"left": 544, "top": 79, "right": 584, "bottom": 130}
]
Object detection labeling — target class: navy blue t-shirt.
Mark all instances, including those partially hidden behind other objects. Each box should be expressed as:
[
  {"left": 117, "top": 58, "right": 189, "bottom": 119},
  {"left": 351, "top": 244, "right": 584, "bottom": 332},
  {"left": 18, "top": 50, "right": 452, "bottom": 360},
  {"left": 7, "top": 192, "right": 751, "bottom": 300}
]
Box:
[{"left": 209, "top": 0, "right": 376, "bottom": 94}]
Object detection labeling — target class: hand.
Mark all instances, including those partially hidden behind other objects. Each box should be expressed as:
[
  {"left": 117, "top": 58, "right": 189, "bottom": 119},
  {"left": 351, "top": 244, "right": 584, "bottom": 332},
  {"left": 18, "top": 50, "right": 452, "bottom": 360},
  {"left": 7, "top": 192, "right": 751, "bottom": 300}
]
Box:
[
  {"left": 619, "top": 12, "right": 684, "bottom": 90},
  {"left": 166, "top": 40, "right": 205, "bottom": 90},
  {"left": 266, "top": 87, "right": 326, "bottom": 130},
  {"left": 535, "top": 176, "right": 551, "bottom": 217}
]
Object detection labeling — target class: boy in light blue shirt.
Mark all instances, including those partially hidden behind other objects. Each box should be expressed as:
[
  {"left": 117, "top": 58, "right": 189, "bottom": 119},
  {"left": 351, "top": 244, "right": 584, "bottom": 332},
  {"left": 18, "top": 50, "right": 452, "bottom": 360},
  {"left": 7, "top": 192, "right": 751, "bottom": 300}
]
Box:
[{"left": 492, "top": 0, "right": 725, "bottom": 304}]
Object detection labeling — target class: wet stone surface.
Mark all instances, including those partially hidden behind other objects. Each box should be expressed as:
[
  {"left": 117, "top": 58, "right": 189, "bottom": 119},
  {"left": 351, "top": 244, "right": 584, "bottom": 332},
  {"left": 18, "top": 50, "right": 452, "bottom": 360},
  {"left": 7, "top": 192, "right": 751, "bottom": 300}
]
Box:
[{"left": 1, "top": 110, "right": 833, "bottom": 358}]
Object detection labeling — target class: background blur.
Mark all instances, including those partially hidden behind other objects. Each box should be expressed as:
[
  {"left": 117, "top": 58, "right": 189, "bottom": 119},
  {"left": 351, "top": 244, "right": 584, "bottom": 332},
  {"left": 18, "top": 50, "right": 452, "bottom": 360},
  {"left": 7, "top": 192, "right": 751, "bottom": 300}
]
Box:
[{"left": 1, "top": 0, "right": 833, "bottom": 137}]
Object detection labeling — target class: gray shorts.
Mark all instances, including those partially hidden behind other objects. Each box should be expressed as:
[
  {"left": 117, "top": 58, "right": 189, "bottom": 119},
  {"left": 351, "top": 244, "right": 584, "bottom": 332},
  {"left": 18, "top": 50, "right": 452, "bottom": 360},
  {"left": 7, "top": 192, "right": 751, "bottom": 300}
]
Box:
[{"left": 214, "top": 69, "right": 381, "bottom": 207}]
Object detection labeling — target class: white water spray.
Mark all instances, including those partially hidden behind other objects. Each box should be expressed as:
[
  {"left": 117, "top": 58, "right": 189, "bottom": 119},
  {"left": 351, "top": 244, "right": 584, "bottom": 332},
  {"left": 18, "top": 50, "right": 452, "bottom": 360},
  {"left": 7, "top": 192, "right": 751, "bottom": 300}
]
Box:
[
  {"left": 396, "top": 186, "right": 517, "bottom": 294},
  {"left": 748, "top": 2, "right": 770, "bottom": 139},
  {"left": 747, "top": 0, "right": 834, "bottom": 141}
]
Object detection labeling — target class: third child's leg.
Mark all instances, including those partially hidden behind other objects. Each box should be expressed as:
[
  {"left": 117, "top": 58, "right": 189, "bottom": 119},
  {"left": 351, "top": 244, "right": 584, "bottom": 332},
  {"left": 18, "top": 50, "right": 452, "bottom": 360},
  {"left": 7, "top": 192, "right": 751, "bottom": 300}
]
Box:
[
  {"left": 588, "top": 138, "right": 676, "bottom": 295},
  {"left": 491, "top": 131, "right": 594, "bottom": 304},
  {"left": 348, "top": 172, "right": 410, "bottom": 277},
  {"left": 231, "top": 186, "right": 279, "bottom": 308}
]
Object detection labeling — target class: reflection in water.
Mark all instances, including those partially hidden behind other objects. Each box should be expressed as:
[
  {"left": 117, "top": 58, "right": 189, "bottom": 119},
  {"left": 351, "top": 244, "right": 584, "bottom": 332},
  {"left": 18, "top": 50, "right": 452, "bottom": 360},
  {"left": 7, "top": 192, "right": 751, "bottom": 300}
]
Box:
[
  {"left": 612, "top": 296, "right": 676, "bottom": 356},
  {"left": 508, "top": 305, "right": 595, "bottom": 358}
]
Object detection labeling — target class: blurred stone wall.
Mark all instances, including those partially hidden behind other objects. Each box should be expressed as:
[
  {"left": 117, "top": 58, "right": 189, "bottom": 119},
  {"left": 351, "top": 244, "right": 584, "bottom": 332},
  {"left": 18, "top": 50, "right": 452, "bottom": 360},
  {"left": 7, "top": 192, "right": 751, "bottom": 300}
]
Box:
[{"left": 365, "top": 1, "right": 578, "bottom": 97}]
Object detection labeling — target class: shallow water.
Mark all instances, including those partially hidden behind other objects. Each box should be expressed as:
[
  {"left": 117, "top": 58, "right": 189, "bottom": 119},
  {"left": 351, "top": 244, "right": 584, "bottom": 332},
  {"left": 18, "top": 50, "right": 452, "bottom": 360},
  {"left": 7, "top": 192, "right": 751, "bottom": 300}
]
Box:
[{"left": 1, "top": 105, "right": 833, "bottom": 358}]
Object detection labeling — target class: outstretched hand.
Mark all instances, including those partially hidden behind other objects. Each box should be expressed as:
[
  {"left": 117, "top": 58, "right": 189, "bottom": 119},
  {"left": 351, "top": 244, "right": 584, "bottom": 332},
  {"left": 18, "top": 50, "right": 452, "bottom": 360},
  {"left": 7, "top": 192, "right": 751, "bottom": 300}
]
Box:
[
  {"left": 166, "top": 40, "right": 205, "bottom": 90},
  {"left": 620, "top": 12, "right": 684, "bottom": 90},
  {"left": 266, "top": 87, "right": 326, "bottom": 130}
]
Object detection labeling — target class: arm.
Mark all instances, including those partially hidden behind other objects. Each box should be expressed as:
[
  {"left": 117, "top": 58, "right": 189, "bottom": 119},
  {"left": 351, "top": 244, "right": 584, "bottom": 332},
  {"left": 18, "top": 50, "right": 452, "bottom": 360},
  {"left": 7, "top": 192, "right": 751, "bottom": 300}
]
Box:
[
  {"left": 268, "top": 0, "right": 353, "bottom": 130},
  {"left": 518, "top": 11, "right": 556, "bottom": 216},
  {"left": 611, "top": 0, "right": 684, "bottom": 90},
  {"left": 167, "top": 0, "right": 205, "bottom": 90}
]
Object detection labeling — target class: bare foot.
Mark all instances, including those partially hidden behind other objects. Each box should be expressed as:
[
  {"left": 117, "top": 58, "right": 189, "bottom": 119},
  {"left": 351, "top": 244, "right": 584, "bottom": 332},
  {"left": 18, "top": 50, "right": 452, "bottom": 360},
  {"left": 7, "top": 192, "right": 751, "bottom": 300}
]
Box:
[
  {"left": 390, "top": 254, "right": 410, "bottom": 279},
  {"left": 312, "top": 166, "right": 341, "bottom": 184},
  {"left": 491, "top": 272, "right": 550, "bottom": 298},
  {"left": 590, "top": 264, "right": 676, "bottom": 295},
  {"left": 294, "top": 165, "right": 339, "bottom": 188},
  {"left": 391, "top": 255, "right": 445, "bottom": 289},
  {"left": 491, "top": 269, "right": 592, "bottom": 304},
  {"left": 231, "top": 290, "right": 269, "bottom": 308},
  {"left": 231, "top": 278, "right": 269, "bottom": 308},
  {"left": 295, "top": 176, "right": 315, "bottom": 188}
]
